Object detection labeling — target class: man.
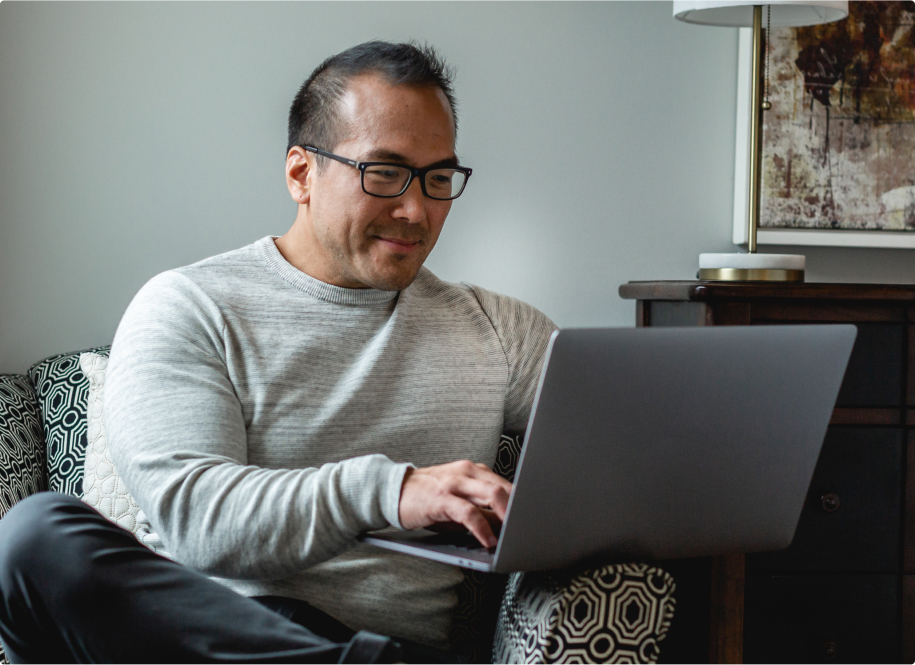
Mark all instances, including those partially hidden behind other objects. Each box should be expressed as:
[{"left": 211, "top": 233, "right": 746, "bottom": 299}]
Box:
[{"left": 0, "top": 41, "right": 555, "bottom": 663}]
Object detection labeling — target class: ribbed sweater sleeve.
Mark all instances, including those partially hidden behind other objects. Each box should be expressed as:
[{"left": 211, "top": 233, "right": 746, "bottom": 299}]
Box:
[{"left": 104, "top": 271, "right": 411, "bottom": 579}]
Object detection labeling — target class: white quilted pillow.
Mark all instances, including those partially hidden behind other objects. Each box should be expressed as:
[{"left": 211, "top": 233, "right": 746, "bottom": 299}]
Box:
[{"left": 80, "top": 352, "right": 143, "bottom": 533}]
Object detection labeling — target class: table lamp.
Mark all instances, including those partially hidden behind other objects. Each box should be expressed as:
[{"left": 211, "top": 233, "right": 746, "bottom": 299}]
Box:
[{"left": 674, "top": 1, "right": 848, "bottom": 281}]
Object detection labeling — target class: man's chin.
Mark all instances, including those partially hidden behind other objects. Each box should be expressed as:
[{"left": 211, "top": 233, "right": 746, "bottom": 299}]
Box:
[{"left": 359, "top": 266, "right": 423, "bottom": 292}]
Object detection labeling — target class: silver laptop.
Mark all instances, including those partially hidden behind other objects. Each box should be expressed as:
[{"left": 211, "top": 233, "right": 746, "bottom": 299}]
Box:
[{"left": 360, "top": 325, "right": 857, "bottom": 573}]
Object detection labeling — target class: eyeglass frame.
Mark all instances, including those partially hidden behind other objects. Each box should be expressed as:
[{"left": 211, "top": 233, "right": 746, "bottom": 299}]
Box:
[{"left": 300, "top": 145, "right": 472, "bottom": 201}]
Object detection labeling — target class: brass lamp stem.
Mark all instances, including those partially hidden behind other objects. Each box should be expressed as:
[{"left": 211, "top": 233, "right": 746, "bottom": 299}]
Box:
[{"left": 747, "top": 4, "right": 765, "bottom": 254}]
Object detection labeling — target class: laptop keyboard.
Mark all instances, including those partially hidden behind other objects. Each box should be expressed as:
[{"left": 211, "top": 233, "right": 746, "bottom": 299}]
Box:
[{"left": 421, "top": 531, "right": 497, "bottom": 553}]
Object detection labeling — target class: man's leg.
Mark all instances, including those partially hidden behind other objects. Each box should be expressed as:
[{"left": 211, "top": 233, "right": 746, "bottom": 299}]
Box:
[
  {"left": 0, "top": 493, "right": 400, "bottom": 663},
  {"left": 255, "top": 597, "right": 464, "bottom": 664}
]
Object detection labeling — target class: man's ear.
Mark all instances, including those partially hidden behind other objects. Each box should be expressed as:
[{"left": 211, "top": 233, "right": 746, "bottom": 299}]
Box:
[{"left": 286, "top": 146, "right": 312, "bottom": 205}]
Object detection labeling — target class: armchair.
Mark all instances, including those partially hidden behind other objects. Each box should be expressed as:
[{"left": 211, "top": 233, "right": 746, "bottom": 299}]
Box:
[{"left": 0, "top": 346, "right": 675, "bottom": 664}]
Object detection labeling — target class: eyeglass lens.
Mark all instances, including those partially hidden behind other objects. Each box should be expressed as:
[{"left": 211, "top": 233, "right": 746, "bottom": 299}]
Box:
[{"left": 363, "top": 165, "right": 467, "bottom": 200}]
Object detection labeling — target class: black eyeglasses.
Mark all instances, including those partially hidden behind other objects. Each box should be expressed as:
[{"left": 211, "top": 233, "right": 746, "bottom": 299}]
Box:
[{"left": 301, "top": 146, "right": 472, "bottom": 201}]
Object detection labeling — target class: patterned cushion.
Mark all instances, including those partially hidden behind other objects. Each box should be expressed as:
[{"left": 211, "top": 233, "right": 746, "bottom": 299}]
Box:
[
  {"left": 80, "top": 352, "right": 143, "bottom": 532},
  {"left": 0, "top": 375, "right": 46, "bottom": 519},
  {"left": 27, "top": 346, "right": 111, "bottom": 497},
  {"left": 493, "top": 431, "right": 523, "bottom": 483},
  {"left": 493, "top": 564, "right": 676, "bottom": 664}
]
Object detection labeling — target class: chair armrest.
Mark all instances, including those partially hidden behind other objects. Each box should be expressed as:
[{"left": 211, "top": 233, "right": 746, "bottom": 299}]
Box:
[
  {"left": 0, "top": 374, "right": 47, "bottom": 520},
  {"left": 448, "top": 432, "right": 521, "bottom": 662},
  {"left": 494, "top": 563, "right": 676, "bottom": 663}
]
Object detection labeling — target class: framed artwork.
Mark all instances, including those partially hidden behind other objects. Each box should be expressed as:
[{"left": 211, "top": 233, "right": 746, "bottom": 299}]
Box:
[{"left": 733, "top": 1, "right": 915, "bottom": 248}]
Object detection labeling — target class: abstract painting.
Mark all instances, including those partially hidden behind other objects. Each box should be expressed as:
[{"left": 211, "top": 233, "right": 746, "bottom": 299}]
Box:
[{"left": 749, "top": 1, "right": 915, "bottom": 246}]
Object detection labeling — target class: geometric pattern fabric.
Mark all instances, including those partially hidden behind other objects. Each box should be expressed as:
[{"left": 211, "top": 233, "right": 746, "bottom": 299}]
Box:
[
  {"left": 0, "top": 374, "right": 46, "bottom": 520},
  {"left": 27, "top": 345, "right": 110, "bottom": 497},
  {"left": 493, "top": 563, "right": 676, "bottom": 664},
  {"left": 0, "top": 373, "right": 47, "bottom": 665},
  {"left": 492, "top": 430, "right": 523, "bottom": 483}
]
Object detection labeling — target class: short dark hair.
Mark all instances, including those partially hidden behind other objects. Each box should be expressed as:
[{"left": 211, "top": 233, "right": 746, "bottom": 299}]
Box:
[{"left": 286, "top": 41, "right": 458, "bottom": 163}]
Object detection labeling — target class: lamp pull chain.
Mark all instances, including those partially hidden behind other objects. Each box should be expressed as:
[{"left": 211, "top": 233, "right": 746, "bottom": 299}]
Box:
[{"left": 762, "top": 5, "right": 772, "bottom": 111}]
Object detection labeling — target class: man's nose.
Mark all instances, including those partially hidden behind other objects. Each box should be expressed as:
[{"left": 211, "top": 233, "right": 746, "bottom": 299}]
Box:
[{"left": 392, "top": 177, "right": 428, "bottom": 223}]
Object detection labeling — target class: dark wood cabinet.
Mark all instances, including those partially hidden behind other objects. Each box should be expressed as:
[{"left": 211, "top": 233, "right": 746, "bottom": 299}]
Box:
[
  {"left": 743, "top": 574, "right": 899, "bottom": 664},
  {"left": 619, "top": 281, "right": 915, "bottom": 664}
]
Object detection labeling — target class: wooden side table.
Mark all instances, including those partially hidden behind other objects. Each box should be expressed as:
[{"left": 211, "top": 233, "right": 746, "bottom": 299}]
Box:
[{"left": 619, "top": 281, "right": 915, "bottom": 664}]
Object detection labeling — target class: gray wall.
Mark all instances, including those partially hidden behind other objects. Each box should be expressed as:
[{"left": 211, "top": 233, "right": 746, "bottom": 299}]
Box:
[{"left": 1, "top": 2, "right": 912, "bottom": 375}]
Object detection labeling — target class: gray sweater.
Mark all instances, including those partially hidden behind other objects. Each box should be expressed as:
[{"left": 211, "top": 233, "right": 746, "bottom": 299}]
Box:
[{"left": 105, "top": 236, "right": 556, "bottom": 648}]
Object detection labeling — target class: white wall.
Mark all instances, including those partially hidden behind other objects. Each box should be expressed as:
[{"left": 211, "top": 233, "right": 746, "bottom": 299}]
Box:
[{"left": 1, "top": 1, "right": 912, "bottom": 375}]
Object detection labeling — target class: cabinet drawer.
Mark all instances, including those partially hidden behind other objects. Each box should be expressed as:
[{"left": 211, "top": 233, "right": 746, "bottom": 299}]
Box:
[
  {"left": 835, "top": 323, "right": 904, "bottom": 407},
  {"left": 744, "top": 574, "right": 899, "bottom": 664},
  {"left": 747, "top": 427, "right": 902, "bottom": 573}
]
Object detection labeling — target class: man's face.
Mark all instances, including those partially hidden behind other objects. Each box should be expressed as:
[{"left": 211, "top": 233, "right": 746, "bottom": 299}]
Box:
[{"left": 293, "top": 74, "right": 456, "bottom": 291}]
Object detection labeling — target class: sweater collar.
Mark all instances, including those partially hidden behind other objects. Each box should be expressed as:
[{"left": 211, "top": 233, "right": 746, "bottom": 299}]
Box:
[{"left": 257, "top": 236, "right": 400, "bottom": 305}]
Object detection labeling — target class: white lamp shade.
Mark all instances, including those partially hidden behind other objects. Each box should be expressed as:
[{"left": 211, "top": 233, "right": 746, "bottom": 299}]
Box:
[{"left": 673, "top": 1, "right": 848, "bottom": 27}]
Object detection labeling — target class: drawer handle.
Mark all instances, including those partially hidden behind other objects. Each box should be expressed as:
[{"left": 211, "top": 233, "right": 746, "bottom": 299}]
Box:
[{"left": 821, "top": 493, "right": 841, "bottom": 513}]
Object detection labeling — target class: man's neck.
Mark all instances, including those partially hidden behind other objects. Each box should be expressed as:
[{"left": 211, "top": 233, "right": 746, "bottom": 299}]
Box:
[{"left": 274, "top": 226, "right": 368, "bottom": 290}]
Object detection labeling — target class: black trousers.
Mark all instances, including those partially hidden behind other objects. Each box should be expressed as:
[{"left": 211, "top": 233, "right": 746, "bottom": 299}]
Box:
[{"left": 0, "top": 493, "right": 458, "bottom": 664}]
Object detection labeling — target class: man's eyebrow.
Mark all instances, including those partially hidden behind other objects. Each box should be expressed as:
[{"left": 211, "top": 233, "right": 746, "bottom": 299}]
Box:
[{"left": 361, "top": 149, "right": 460, "bottom": 168}]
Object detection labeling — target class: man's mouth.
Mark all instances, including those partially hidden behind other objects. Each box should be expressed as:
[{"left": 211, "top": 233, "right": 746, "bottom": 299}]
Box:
[{"left": 376, "top": 236, "right": 421, "bottom": 252}]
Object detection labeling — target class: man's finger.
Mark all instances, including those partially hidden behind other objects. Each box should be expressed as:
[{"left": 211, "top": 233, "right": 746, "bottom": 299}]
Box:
[
  {"left": 461, "top": 461, "right": 513, "bottom": 490},
  {"left": 478, "top": 508, "right": 503, "bottom": 533},
  {"left": 448, "top": 476, "right": 512, "bottom": 520},
  {"left": 444, "top": 497, "right": 498, "bottom": 548},
  {"left": 449, "top": 461, "right": 513, "bottom": 497}
]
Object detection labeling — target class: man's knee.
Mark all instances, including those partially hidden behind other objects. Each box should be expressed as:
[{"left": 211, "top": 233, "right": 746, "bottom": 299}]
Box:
[
  {"left": 0, "top": 493, "right": 127, "bottom": 662},
  {"left": 0, "top": 492, "right": 121, "bottom": 589}
]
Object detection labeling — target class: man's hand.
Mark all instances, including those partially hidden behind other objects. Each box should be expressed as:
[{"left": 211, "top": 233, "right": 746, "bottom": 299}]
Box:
[{"left": 398, "top": 460, "right": 513, "bottom": 548}]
